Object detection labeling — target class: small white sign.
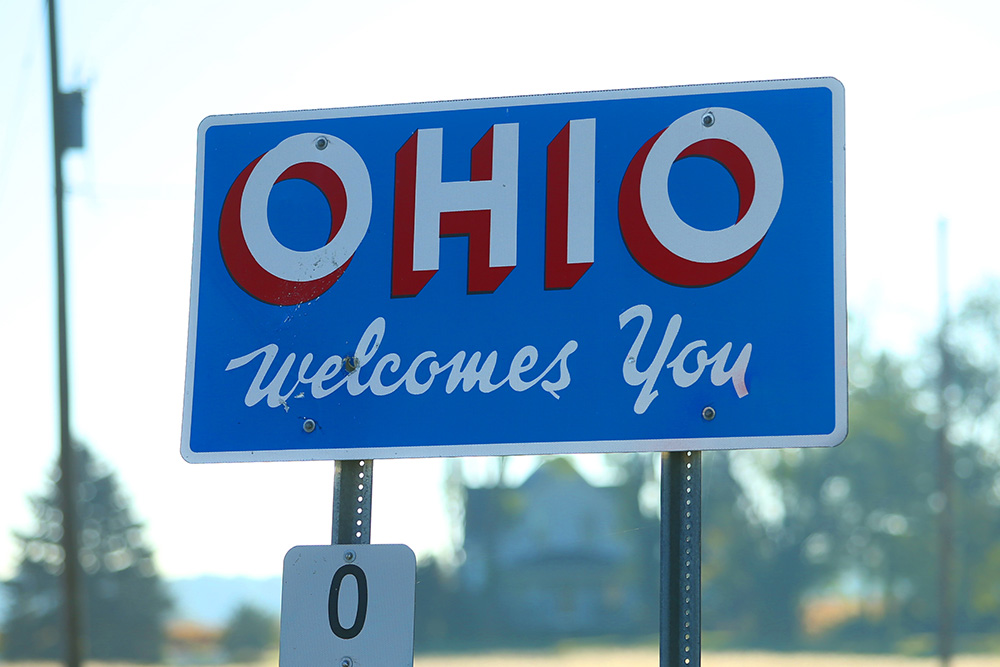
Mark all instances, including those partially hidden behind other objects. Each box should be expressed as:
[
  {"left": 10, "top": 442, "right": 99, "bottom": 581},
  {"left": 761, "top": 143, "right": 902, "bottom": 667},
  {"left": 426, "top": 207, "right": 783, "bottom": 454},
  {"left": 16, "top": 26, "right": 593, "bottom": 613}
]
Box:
[{"left": 280, "top": 544, "right": 416, "bottom": 667}]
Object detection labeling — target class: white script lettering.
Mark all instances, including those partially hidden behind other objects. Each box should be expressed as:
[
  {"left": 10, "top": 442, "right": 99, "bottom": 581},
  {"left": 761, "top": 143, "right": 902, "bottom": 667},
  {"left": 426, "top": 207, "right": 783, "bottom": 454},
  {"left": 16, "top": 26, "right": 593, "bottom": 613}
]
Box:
[
  {"left": 619, "top": 304, "right": 751, "bottom": 415},
  {"left": 226, "top": 317, "right": 579, "bottom": 408}
]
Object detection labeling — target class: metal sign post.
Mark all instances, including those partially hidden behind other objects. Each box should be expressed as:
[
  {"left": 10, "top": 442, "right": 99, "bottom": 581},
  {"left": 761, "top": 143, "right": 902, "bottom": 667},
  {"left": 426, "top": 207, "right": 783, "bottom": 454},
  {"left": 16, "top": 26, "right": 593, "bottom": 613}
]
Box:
[
  {"left": 661, "top": 451, "right": 702, "bottom": 667},
  {"left": 333, "top": 460, "right": 374, "bottom": 544},
  {"left": 281, "top": 461, "right": 417, "bottom": 666}
]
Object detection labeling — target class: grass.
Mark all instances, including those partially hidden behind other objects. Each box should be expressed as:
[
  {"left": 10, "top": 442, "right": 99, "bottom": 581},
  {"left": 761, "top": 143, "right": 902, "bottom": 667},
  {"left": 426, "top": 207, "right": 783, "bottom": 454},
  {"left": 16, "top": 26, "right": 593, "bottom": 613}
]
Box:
[
  {"left": 4, "top": 649, "right": 1000, "bottom": 666},
  {"left": 414, "top": 648, "right": 999, "bottom": 666}
]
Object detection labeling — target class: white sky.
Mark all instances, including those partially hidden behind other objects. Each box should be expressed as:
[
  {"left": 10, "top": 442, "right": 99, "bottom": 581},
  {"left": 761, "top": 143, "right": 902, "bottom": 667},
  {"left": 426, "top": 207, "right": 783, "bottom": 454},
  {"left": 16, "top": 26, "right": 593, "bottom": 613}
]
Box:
[{"left": 1, "top": 0, "right": 998, "bottom": 580}]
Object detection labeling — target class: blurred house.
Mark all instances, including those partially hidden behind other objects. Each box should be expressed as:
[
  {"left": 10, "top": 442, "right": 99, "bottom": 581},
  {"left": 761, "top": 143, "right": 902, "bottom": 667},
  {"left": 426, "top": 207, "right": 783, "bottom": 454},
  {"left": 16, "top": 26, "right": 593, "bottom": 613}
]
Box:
[{"left": 459, "top": 458, "right": 657, "bottom": 638}]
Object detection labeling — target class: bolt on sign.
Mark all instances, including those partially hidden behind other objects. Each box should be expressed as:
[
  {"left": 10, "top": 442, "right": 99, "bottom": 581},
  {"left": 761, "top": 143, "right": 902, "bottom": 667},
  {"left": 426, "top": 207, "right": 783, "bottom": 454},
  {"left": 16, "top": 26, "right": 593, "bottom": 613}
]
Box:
[{"left": 182, "top": 78, "right": 846, "bottom": 462}]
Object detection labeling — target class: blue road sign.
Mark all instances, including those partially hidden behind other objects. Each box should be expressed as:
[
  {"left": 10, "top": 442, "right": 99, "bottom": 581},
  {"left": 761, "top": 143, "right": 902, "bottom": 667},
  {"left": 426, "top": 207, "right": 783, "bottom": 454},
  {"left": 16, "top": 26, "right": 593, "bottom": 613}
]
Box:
[{"left": 182, "top": 78, "right": 846, "bottom": 462}]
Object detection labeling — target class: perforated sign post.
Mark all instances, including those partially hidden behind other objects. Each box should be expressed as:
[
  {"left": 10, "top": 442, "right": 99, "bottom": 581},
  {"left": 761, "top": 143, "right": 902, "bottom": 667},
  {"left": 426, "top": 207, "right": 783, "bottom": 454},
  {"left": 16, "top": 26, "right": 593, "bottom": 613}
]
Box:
[{"left": 184, "top": 78, "right": 845, "bottom": 667}]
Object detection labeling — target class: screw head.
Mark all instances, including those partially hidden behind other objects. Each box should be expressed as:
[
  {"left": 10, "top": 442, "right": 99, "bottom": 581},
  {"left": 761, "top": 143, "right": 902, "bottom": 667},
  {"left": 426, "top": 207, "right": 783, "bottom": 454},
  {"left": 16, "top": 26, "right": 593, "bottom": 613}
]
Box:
[
  {"left": 701, "top": 111, "right": 715, "bottom": 128},
  {"left": 302, "top": 418, "right": 317, "bottom": 433},
  {"left": 315, "top": 136, "right": 329, "bottom": 150},
  {"left": 344, "top": 550, "right": 356, "bottom": 563},
  {"left": 702, "top": 406, "right": 716, "bottom": 421},
  {"left": 341, "top": 658, "right": 353, "bottom": 667}
]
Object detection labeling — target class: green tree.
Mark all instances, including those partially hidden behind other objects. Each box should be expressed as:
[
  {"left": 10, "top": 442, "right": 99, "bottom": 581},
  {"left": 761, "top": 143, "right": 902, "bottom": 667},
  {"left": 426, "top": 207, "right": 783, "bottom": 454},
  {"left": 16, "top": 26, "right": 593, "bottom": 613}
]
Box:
[
  {"left": 788, "top": 346, "right": 943, "bottom": 646},
  {"left": 221, "top": 603, "right": 278, "bottom": 661},
  {"left": 943, "top": 280, "right": 1000, "bottom": 442},
  {"left": 2, "top": 442, "right": 172, "bottom": 662},
  {"left": 939, "top": 281, "right": 1000, "bottom": 637},
  {"left": 700, "top": 303, "right": 1000, "bottom": 651},
  {"left": 701, "top": 329, "right": 944, "bottom": 649},
  {"left": 701, "top": 447, "right": 843, "bottom": 648}
]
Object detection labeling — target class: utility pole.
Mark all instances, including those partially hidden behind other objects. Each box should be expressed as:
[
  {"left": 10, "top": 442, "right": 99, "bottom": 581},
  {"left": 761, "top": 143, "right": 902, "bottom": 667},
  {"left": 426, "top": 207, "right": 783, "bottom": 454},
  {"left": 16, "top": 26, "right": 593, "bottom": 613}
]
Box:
[
  {"left": 46, "top": 0, "right": 85, "bottom": 665},
  {"left": 937, "top": 218, "right": 955, "bottom": 667}
]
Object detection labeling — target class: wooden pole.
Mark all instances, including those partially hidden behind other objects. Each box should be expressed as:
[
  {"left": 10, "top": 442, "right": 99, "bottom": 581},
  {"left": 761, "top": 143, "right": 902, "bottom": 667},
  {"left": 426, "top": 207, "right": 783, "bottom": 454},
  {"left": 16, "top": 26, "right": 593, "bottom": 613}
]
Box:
[
  {"left": 937, "top": 219, "right": 954, "bottom": 667},
  {"left": 46, "top": 0, "right": 85, "bottom": 664}
]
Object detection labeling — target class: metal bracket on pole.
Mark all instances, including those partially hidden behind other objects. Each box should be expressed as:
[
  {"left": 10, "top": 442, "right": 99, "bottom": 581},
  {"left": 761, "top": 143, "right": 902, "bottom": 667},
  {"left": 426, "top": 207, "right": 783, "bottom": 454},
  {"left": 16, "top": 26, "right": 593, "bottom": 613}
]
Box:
[
  {"left": 333, "top": 460, "right": 374, "bottom": 545},
  {"left": 661, "top": 450, "right": 702, "bottom": 667}
]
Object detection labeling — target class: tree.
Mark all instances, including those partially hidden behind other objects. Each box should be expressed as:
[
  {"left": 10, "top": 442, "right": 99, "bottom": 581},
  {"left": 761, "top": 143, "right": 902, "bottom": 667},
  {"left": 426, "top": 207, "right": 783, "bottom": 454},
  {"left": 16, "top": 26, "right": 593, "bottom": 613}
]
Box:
[
  {"left": 221, "top": 603, "right": 278, "bottom": 661},
  {"left": 700, "top": 326, "right": 945, "bottom": 649},
  {"left": 2, "top": 442, "right": 172, "bottom": 662},
  {"left": 938, "top": 281, "right": 1000, "bottom": 637},
  {"left": 697, "top": 307, "right": 1000, "bottom": 651}
]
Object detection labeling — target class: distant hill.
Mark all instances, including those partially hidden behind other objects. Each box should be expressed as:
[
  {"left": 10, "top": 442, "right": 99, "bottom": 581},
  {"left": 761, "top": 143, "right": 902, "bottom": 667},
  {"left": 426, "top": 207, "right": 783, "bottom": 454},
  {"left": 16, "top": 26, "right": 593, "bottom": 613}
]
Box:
[
  {"left": 167, "top": 575, "right": 281, "bottom": 626},
  {"left": 0, "top": 575, "right": 280, "bottom": 628}
]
